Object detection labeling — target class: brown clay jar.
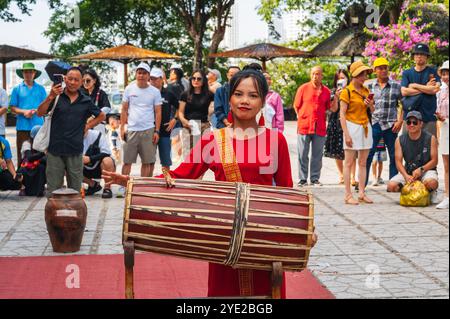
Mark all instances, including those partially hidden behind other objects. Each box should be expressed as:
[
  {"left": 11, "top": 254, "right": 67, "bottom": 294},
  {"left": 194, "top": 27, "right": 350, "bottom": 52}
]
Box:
[{"left": 45, "top": 188, "right": 87, "bottom": 253}]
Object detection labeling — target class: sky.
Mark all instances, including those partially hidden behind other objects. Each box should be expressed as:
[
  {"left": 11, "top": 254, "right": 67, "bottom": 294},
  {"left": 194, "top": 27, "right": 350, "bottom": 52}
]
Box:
[{"left": 0, "top": 0, "right": 267, "bottom": 53}]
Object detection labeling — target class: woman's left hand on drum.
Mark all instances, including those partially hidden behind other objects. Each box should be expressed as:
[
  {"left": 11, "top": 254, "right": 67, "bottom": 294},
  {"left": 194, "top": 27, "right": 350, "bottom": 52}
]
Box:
[
  {"left": 312, "top": 226, "right": 318, "bottom": 247},
  {"left": 102, "top": 170, "right": 129, "bottom": 188}
]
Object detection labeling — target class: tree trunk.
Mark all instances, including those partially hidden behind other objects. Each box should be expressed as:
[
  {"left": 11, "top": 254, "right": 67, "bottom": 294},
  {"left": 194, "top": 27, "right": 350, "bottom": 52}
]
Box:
[
  {"left": 207, "top": 28, "right": 226, "bottom": 68},
  {"left": 193, "top": 33, "right": 204, "bottom": 70},
  {"left": 207, "top": 0, "right": 235, "bottom": 68}
]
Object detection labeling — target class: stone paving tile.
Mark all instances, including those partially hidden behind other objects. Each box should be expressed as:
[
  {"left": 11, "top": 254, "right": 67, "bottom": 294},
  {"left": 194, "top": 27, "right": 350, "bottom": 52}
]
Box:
[
  {"left": 431, "top": 272, "right": 449, "bottom": 288},
  {"left": 420, "top": 211, "right": 449, "bottom": 225},
  {"left": 309, "top": 238, "right": 343, "bottom": 257},
  {"left": 362, "top": 223, "right": 420, "bottom": 238},
  {"left": 22, "top": 210, "right": 46, "bottom": 221},
  {"left": 346, "top": 253, "right": 420, "bottom": 275},
  {"left": 330, "top": 239, "right": 391, "bottom": 256},
  {"left": 314, "top": 274, "right": 393, "bottom": 299},
  {"left": 0, "top": 220, "right": 17, "bottom": 232},
  {"left": 401, "top": 252, "right": 449, "bottom": 273},
  {"left": 8, "top": 231, "right": 49, "bottom": 242},
  {"left": 380, "top": 273, "right": 448, "bottom": 298},
  {"left": 0, "top": 210, "right": 23, "bottom": 221},
  {"left": 97, "top": 244, "right": 124, "bottom": 255},
  {"left": 14, "top": 220, "right": 47, "bottom": 232},
  {"left": 0, "top": 243, "right": 47, "bottom": 256},
  {"left": 41, "top": 245, "right": 92, "bottom": 256},
  {"left": 384, "top": 236, "right": 448, "bottom": 253},
  {"left": 309, "top": 255, "right": 364, "bottom": 275},
  {"left": 404, "top": 223, "right": 449, "bottom": 237},
  {"left": 342, "top": 211, "right": 433, "bottom": 226}
]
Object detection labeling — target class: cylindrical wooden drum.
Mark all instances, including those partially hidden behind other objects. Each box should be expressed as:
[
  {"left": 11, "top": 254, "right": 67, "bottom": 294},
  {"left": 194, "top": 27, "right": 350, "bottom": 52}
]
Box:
[{"left": 123, "top": 178, "right": 314, "bottom": 272}]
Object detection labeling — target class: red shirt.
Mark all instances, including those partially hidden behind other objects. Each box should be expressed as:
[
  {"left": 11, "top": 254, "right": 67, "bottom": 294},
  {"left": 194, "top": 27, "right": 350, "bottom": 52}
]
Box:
[{"left": 294, "top": 82, "right": 331, "bottom": 136}]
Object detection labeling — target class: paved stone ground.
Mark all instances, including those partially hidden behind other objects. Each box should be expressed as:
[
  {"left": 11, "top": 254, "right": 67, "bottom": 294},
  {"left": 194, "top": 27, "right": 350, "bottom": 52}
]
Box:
[{"left": 0, "top": 123, "right": 448, "bottom": 299}]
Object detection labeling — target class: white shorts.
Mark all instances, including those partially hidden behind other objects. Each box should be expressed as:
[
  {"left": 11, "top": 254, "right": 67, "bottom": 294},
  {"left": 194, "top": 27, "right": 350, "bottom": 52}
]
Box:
[
  {"left": 344, "top": 121, "right": 373, "bottom": 150},
  {"left": 390, "top": 170, "right": 439, "bottom": 185},
  {"left": 440, "top": 120, "right": 449, "bottom": 155}
]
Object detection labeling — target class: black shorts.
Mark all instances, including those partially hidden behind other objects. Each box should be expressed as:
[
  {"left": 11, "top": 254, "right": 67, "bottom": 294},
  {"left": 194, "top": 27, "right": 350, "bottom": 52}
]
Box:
[
  {"left": 83, "top": 164, "right": 102, "bottom": 179},
  {"left": 83, "top": 157, "right": 115, "bottom": 179}
]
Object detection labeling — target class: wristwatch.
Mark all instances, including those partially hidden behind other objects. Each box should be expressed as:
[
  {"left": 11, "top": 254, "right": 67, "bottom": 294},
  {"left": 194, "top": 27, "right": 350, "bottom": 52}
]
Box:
[
  {"left": 420, "top": 166, "right": 425, "bottom": 173},
  {"left": 155, "top": 130, "right": 160, "bottom": 135}
]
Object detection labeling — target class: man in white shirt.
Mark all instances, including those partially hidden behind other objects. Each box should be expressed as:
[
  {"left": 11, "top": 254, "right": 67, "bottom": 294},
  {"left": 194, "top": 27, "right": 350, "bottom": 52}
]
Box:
[
  {"left": 83, "top": 129, "right": 115, "bottom": 198},
  {"left": 0, "top": 88, "right": 8, "bottom": 138},
  {"left": 119, "top": 63, "right": 162, "bottom": 197}
]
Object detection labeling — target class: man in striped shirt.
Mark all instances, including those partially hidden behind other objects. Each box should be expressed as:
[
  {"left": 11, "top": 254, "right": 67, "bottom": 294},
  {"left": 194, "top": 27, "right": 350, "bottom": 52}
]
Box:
[{"left": 366, "top": 58, "right": 403, "bottom": 185}]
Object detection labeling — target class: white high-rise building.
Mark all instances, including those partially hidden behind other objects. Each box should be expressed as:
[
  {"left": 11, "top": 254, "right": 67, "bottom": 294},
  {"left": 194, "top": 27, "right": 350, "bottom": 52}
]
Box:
[
  {"left": 267, "top": 10, "right": 323, "bottom": 43},
  {"left": 223, "top": 3, "right": 239, "bottom": 50}
]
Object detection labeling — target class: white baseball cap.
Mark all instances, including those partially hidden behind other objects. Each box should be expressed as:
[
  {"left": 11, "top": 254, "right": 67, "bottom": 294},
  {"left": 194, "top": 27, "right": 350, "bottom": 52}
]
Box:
[
  {"left": 150, "top": 68, "right": 164, "bottom": 78},
  {"left": 441, "top": 60, "right": 449, "bottom": 71},
  {"left": 136, "top": 62, "right": 151, "bottom": 74},
  {"left": 170, "top": 63, "right": 183, "bottom": 70},
  {"left": 208, "top": 68, "right": 222, "bottom": 83}
]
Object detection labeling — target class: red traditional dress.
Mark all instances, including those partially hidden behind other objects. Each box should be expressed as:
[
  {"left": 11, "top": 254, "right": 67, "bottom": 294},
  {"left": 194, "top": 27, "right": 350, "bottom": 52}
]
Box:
[{"left": 166, "top": 127, "right": 293, "bottom": 297}]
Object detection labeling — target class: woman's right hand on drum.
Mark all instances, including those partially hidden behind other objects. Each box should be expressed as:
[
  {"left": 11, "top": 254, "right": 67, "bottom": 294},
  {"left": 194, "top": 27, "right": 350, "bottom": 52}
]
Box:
[
  {"left": 344, "top": 133, "right": 353, "bottom": 148},
  {"left": 102, "top": 170, "right": 129, "bottom": 188}
]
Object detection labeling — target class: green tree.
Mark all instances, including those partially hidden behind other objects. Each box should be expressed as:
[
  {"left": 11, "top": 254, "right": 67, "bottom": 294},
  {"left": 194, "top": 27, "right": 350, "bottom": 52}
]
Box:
[
  {"left": 43, "top": 1, "right": 194, "bottom": 69},
  {"left": 0, "top": 0, "right": 36, "bottom": 22},
  {"left": 164, "top": 0, "right": 235, "bottom": 69}
]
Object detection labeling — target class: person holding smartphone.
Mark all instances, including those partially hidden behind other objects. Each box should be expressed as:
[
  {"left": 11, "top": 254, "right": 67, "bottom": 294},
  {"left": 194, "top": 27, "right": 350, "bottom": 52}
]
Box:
[
  {"left": 324, "top": 69, "right": 357, "bottom": 185},
  {"left": 365, "top": 57, "right": 403, "bottom": 187},
  {"left": 339, "top": 61, "right": 375, "bottom": 205}
]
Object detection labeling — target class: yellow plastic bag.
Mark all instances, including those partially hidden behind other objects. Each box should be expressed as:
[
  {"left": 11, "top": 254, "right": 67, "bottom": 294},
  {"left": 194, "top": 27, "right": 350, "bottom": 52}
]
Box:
[{"left": 400, "top": 181, "right": 431, "bottom": 207}]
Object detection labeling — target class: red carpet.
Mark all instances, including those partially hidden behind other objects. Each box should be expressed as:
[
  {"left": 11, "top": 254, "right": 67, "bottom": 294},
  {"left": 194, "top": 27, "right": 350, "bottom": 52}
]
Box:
[{"left": 0, "top": 254, "right": 334, "bottom": 299}]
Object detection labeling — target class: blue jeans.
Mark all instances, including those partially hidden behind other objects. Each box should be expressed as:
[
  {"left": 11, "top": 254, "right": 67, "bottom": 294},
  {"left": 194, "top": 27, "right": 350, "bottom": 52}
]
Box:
[
  {"left": 158, "top": 137, "right": 172, "bottom": 167},
  {"left": 366, "top": 123, "right": 398, "bottom": 186}
]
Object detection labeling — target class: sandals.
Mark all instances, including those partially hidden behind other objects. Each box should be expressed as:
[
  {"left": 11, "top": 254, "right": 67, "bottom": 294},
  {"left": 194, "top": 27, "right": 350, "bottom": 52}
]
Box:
[
  {"left": 358, "top": 194, "right": 374, "bottom": 204},
  {"left": 102, "top": 188, "right": 113, "bottom": 199},
  {"left": 345, "top": 195, "right": 359, "bottom": 205}
]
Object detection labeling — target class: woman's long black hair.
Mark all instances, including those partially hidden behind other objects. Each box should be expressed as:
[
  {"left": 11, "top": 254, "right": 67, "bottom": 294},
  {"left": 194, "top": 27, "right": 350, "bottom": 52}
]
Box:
[
  {"left": 186, "top": 69, "right": 210, "bottom": 104},
  {"left": 333, "top": 68, "right": 350, "bottom": 89},
  {"left": 82, "top": 68, "right": 102, "bottom": 92},
  {"left": 171, "top": 68, "right": 184, "bottom": 86}
]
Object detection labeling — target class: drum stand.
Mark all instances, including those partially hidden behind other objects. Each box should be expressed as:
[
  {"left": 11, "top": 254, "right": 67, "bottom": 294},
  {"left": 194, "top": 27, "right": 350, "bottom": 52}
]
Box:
[{"left": 124, "top": 240, "right": 284, "bottom": 299}]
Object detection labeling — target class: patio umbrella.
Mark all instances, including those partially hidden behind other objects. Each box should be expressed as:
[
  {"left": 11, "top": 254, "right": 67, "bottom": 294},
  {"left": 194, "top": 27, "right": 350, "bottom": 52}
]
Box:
[
  {"left": 209, "top": 43, "right": 311, "bottom": 71},
  {"left": 0, "top": 44, "right": 53, "bottom": 90},
  {"left": 70, "top": 44, "right": 181, "bottom": 87}
]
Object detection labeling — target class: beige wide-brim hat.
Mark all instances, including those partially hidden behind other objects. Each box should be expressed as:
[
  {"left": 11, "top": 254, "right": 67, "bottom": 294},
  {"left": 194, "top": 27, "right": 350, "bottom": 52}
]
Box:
[
  {"left": 350, "top": 60, "right": 373, "bottom": 78},
  {"left": 438, "top": 60, "right": 449, "bottom": 77}
]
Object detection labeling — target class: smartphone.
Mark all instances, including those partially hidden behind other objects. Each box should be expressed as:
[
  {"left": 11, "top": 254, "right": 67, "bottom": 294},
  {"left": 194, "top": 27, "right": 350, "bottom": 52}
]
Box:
[
  {"left": 53, "top": 74, "right": 64, "bottom": 85},
  {"left": 368, "top": 93, "right": 375, "bottom": 100}
]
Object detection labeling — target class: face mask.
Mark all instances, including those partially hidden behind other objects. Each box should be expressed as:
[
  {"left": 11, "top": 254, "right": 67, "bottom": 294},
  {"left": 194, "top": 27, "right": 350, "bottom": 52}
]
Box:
[{"left": 337, "top": 79, "right": 348, "bottom": 89}]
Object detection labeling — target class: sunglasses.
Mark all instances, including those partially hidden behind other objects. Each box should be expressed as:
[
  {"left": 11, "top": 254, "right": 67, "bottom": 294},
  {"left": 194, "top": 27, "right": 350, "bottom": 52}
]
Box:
[
  {"left": 191, "top": 77, "right": 203, "bottom": 82},
  {"left": 83, "top": 79, "right": 92, "bottom": 84},
  {"left": 406, "top": 120, "right": 419, "bottom": 126}
]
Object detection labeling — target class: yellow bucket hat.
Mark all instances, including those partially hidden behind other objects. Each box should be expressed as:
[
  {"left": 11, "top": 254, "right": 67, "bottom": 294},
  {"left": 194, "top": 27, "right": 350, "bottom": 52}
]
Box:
[{"left": 350, "top": 60, "right": 373, "bottom": 78}]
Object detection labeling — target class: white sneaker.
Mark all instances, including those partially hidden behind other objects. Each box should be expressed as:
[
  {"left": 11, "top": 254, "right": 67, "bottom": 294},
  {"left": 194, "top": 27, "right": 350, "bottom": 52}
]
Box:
[
  {"left": 116, "top": 186, "right": 126, "bottom": 198},
  {"left": 430, "top": 191, "right": 440, "bottom": 205},
  {"left": 372, "top": 179, "right": 379, "bottom": 186},
  {"left": 436, "top": 197, "right": 449, "bottom": 210}
]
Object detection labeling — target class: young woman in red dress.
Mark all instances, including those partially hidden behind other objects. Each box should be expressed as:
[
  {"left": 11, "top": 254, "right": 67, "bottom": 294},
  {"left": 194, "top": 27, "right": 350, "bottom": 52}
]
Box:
[{"left": 104, "top": 69, "right": 316, "bottom": 298}]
